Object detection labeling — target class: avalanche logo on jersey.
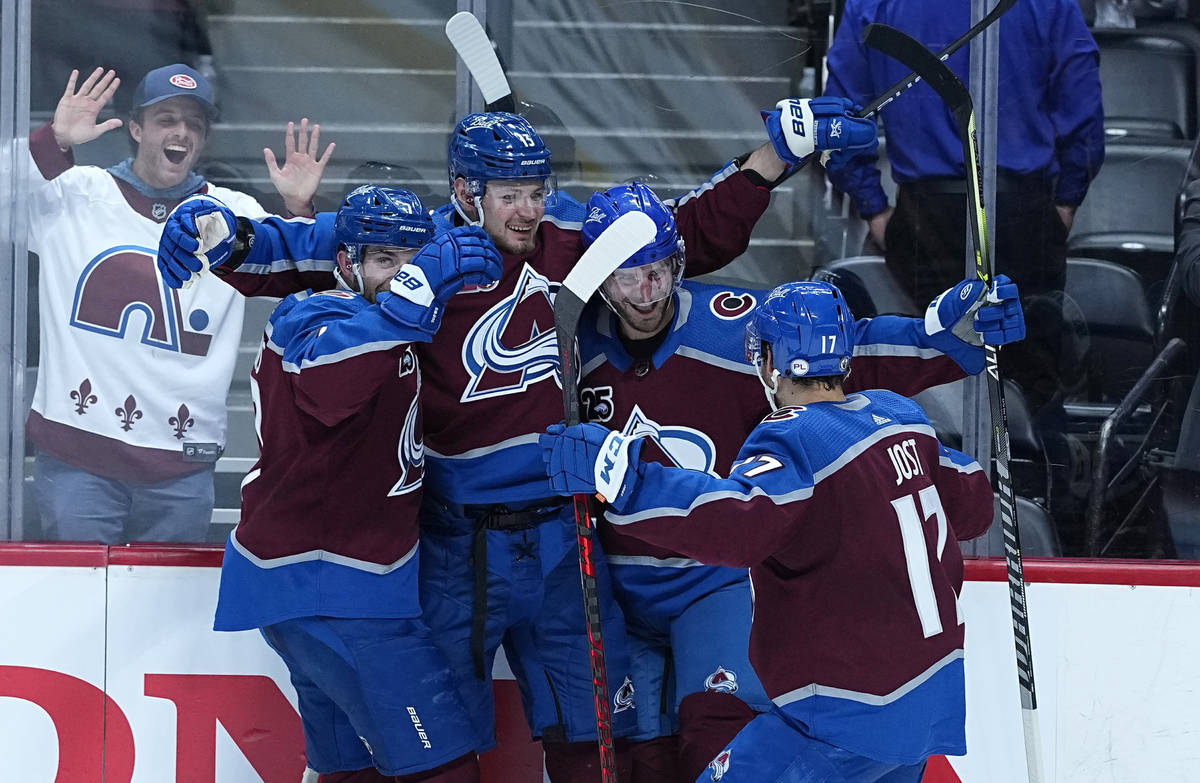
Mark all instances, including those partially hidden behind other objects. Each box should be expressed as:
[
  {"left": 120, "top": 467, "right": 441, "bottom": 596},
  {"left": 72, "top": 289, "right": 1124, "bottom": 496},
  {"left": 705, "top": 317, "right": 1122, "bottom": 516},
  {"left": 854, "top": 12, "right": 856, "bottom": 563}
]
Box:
[
  {"left": 708, "top": 749, "right": 732, "bottom": 781},
  {"left": 621, "top": 404, "right": 719, "bottom": 475},
  {"left": 460, "top": 263, "right": 560, "bottom": 402},
  {"left": 613, "top": 676, "right": 636, "bottom": 714},
  {"left": 709, "top": 291, "right": 757, "bottom": 321},
  {"left": 703, "top": 666, "right": 740, "bottom": 695},
  {"left": 389, "top": 346, "right": 424, "bottom": 496},
  {"left": 70, "top": 244, "right": 212, "bottom": 356}
]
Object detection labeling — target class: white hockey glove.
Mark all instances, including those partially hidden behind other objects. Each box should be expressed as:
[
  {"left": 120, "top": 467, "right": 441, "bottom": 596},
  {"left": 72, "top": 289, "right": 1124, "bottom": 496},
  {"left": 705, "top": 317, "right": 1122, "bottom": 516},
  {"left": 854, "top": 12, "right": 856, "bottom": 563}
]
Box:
[
  {"left": 540, "top": 423, "right": 645, "bottom": 507},
  {"left": 926, "top": 274, "right": 1026, "bottom": 347},
  {"left": 761, "top": 97, "right": 879, "bottom": 175},
  {"left": 379, "top": 225, "right": 502, "bottom": 334},
  {"left": 158, "top": 195, "right": 238, "bottom": 289}
]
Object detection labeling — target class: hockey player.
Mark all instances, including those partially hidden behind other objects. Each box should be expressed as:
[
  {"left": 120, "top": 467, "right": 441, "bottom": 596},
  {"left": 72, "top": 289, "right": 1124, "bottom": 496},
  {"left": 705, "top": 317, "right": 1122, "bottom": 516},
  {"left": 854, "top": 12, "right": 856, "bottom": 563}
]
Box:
[
  {"left": 156, "top": 102, "right": 877, "bottom": 781},
  {"left": 212, "top": 185, "right": 503, "bottom": 783},
  {"left": 574, "top": 183, "right": 1023, "bottom": 781},
  {"left": 541, "top": 280, "right": 995, "bottom": 782},
  {"left": 25, "top": 64, "right": 329, "bottom": 544}
]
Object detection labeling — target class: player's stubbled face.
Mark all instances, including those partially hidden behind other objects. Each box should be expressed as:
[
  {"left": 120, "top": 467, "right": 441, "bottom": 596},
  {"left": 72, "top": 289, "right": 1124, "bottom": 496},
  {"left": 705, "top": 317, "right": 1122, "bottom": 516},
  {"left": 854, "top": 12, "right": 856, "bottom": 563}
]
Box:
[
  {"left": 360, "top": 245, "right": 418, "bottom": 303},
  {"left": 479, "top": 180, "right": 546, "bottom": 255},
  {"left": 602, "top": 256, "right": 678, "bottom": 338},
  {"left": 130, "top": 97, "right": 209, "bottom": 189}
]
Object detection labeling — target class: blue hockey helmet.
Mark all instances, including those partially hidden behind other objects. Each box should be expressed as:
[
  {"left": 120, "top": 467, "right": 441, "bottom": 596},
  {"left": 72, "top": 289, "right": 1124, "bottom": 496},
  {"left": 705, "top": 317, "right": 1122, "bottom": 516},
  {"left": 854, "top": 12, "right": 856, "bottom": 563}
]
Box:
[
  {"left": 583, "top": 182, "right": 685, "bottom": 308},
  {"left": 745, "top": 281, "right": 856, "bottom": 379},
  {"left": 447, "top": 112, "right": 555, "bottom": 196},
  {"left": 334, "top": 185, "right": 434, "bottom": 261}
]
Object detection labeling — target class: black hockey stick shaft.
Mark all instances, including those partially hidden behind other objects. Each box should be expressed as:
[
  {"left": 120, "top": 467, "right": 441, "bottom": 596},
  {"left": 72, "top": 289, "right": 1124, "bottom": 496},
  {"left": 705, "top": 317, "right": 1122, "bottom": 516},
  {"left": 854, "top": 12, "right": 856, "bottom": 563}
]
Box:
[
  {"left": 855, "top": 0, "right": 1017, "bottom": 118},
  {"left": 550, "top": 210, "right": 655, "bottom": 783},
  {"left": 861, "top": 22, "right": 1043, "bottom": 783},
  {"left": 556, "top": 292, "right": 619, "bottom": 782}
]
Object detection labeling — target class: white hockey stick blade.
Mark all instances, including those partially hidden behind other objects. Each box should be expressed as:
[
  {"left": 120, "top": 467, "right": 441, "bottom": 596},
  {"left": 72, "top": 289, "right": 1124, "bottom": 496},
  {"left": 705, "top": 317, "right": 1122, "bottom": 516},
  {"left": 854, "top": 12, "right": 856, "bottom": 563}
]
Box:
[
  {"left": 560, "top": 211, "right": 657, "bottom": 301},
  {"left": 445, "top": 12, "right": 512, "bottom": 105}
]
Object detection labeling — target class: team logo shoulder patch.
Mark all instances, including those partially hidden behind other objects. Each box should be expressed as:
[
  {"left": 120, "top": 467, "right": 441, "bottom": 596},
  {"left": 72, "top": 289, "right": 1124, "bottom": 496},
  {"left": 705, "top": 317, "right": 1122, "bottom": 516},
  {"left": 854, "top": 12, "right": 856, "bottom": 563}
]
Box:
[
  {"left": 703, "top": 666, "right": 739, "bottom": 694},
  {"left": 762, "top": 406, "right": 804, "bottom": 423},
  {"left": 314, "top": 289, "right": 357, "bottom": 299},
  {"left": 710, "top": 291, "right": 757, "bottom": 321},
  {"left": 708, "top": 749, "right": 732, "bottom": 781},
  {"left": 613, "top": 676, "right": 636, "bottom": 713}
]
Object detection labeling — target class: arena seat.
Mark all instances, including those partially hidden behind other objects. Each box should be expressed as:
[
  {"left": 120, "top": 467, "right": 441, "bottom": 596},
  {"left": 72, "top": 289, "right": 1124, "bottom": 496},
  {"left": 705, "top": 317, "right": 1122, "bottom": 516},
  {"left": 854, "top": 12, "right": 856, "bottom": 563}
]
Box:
[
  {"left": 1069, "top": 140, "right": 1192, "bottom": 291},
  {"left": 915, "top": 378, "right": 1050, "bottom": 507},
  {"left": 811, "top": 255, "right": 919, "bottom": 317},
  {"left": 1162, "top": 369, "right": 1200, "bottom": 558},
  {"left": 1063, "top": 257, "right": 1157, "bottom": 405},
  {"left": 1093, "top": 26, "right": 1200, "bottom": 140},
  {"left": 984, "top": 495, "right": 1061, "bottom": 557}
]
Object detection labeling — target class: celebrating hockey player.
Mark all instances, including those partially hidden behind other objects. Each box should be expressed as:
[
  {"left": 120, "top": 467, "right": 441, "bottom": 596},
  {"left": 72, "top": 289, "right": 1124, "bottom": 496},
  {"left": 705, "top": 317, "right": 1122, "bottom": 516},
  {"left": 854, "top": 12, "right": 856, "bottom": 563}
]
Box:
[
  {"left": 573, "top": 182, "right": 1023, "bottom": 780},
  {"left": 211, "top": 186, "right": 502, "bottom": 783},
  {"left": 541, "top": 280, "right": 995, "bottom": 782},
  {"left": 156, "top": 101, "right": 876, "bottom": 781}
]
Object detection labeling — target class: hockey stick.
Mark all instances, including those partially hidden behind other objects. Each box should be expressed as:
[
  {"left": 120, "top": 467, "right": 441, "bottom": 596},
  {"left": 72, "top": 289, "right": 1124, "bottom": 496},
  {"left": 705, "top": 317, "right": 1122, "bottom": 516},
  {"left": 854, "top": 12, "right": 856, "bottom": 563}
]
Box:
[
  {"left": 861, "top": 22, "right": 1044, "bottom": 783},
  {"left": 554, "top": 210, "right": 657, "bottom": 783},
  {"left": 445, "top": 11, "right": 518, "bottom": 113},
  {"left": 856, "top": 0, "right": 1016, "bottom": 118}
]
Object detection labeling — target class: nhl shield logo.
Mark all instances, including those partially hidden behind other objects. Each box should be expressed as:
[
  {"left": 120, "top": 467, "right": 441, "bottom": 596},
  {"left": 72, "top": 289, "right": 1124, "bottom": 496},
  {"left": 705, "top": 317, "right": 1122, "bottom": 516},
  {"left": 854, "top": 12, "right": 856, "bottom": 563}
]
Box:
[
  {"left": 152, "top": 202, "right": 168, "bottom": 220},
  {"left": 613, "top": 675, "right": 636, "bottom": 713},
  {"left": 703, "top": 666, "right": 739, "bottom": 694},
  {"left": 708, "top": 749, "right": 732, "bottom": 781}
]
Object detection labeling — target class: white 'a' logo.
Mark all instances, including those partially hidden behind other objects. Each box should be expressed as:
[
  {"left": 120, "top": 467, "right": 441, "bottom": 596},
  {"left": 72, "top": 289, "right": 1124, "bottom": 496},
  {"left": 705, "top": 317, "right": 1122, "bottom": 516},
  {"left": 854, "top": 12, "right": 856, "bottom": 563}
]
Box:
[
  {"left": 460, "top": 263, "right": 561, "bottom": 402},
  {"left": 622, "top": 404, "right": 719, "bottom": 475},
  {"left": 389, "top": 346, "right": 424, "bottom": 495}
]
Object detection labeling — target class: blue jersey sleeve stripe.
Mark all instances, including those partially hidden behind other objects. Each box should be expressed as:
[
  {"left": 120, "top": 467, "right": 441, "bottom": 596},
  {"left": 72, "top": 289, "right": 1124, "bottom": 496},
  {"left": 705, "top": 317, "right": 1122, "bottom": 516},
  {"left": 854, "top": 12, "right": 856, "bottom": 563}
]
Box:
[
  {"left": 281, "top": 338, "right": 415, "bottom": 372},
  {"left": 424, "top": 431, "right": 541, "bottom": 461},
  {"left": 666, "top": 159, "right": 741, "bottom": 209},
  {"left": 852, "top": 343, "right": 945, "bottom": 359},
  {"left": 938, "top": 449, "right": 984, "bottom": 474},
  {"left": 229, "top": 529, "right": 419, "bottom": 574},
  {"left": 773, "top": 649, "right": 964, "bottom": 708},
  {"left": 608, "top": 483, "right": 815, "bottom": 526},
  {"left": 674, "top": 345, "right": 757, "bottom": 375},
  {"left": 810, "top": 422, "right": 936, "bottom": 484}
]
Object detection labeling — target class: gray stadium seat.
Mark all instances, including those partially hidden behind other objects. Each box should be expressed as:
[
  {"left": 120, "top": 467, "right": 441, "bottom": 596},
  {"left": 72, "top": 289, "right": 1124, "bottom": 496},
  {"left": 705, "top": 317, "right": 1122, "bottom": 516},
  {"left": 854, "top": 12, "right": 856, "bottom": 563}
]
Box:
[
  {"left": 1094, "top": 26, "right": 1200, "bottom": 140},
  {"left": 1069, "top": 139, "right": 1192, "bottom": 290},
  {"left": 1064, "top": 257, "right": 1157, "bottom": 404},
  {"left": 985, "top": 495, "right": 1061, "bottom": 557},
  {"left": 811, "top": 255, "right": 919, "bottom": 317},
  {"left": 915, "top": 378, "right": 1051, "bottom": 506}
]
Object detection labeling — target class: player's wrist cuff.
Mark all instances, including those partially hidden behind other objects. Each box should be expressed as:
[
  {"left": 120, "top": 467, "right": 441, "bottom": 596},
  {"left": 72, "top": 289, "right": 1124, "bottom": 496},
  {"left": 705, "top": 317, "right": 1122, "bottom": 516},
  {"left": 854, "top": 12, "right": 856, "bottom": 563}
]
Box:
[{"left": 213, "top": 217, "right": 255, "bottom": 274}]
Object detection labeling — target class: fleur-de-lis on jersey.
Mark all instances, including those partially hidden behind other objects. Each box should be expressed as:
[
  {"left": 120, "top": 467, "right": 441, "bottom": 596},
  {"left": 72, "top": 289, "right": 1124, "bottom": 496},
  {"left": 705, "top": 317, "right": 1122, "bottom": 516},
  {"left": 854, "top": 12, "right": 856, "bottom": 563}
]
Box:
[
  {"left": 70, "top": 378, "right": 98, "bottom": 415},
  {"left": 115, "top": 395, "right": 142, "bottom": 431},
  {"left": 170, "top": 404, "right": 194, "bottom": 440}
]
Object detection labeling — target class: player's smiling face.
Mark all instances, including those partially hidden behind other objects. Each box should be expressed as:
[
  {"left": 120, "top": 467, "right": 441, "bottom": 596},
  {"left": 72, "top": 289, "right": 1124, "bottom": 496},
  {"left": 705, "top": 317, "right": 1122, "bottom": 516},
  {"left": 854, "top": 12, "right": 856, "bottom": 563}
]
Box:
[
  {"left": 130, "top": 97, "right": 209, "bottom": 189},
  {"left": 340, "top": 245, "right": 417, "bottom": 303},
  {"left": 478, "top": 179, "right": 546, "bottom": 255},
  {"left": 602, "top": 256, "right": 680, "bottom": 339}
]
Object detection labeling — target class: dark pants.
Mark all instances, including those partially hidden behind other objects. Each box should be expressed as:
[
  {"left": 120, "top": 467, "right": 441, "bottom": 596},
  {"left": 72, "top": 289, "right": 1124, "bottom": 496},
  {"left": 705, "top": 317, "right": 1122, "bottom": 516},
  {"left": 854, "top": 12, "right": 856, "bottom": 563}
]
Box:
[{"left": 885, "top": 174, "right": 1071, "bottom": 414}]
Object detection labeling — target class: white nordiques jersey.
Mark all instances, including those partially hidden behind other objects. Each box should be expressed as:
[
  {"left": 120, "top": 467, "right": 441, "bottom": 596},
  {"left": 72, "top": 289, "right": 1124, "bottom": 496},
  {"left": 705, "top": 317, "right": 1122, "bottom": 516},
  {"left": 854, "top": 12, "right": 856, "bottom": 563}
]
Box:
[{"left": 25, "top": 144, "right": 269, "bottom": 482}]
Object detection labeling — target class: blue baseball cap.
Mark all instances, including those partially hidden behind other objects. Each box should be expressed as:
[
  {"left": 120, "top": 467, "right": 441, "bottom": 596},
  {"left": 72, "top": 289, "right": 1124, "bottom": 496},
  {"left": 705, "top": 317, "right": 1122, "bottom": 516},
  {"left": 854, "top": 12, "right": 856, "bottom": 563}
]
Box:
[{"left": 131, "top": 64, "right": 217, "bottom": 119}]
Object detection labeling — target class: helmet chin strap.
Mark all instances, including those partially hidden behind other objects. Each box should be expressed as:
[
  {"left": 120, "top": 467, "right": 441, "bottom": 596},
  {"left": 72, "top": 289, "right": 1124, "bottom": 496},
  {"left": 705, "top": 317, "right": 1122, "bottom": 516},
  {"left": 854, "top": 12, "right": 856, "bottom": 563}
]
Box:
[
  {"left": 757, "top": 367, "right": 783, "bottom": 412},
  {"left": 451, "top": 192, "right": 485, "bottom": 229},
  {"left": 336, "top": 246, "right": 366, "bottom": 295}
]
